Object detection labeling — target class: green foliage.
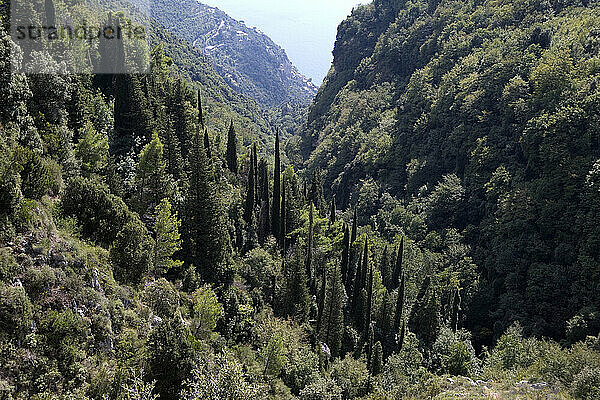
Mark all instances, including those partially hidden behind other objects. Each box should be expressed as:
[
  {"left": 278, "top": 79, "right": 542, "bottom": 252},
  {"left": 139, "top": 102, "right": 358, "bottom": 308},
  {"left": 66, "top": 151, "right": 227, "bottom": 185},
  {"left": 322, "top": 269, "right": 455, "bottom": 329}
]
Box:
[
  {"left": 110, "top": 217, "right": 154, "bottom": 284},
  {"left": 191, "top": 285, "right": 223, "bottom": 339},
  {"left": 143, "top": 278, "right": 179, "bottom": 319},
  {"left": 181, "top": 353, "right": 265, "bottom": 399},
  {"left": 75, "top": 122, "right": 108, "bottom": 174},
  {"left": 153, "top": 199, "right": 183, "bottom": 276}
]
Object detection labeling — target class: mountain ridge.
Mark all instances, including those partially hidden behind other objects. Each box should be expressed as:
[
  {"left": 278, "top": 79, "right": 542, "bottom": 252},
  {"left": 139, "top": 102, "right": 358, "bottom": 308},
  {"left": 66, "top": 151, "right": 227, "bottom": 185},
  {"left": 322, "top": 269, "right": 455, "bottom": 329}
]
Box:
[{"left": 151, "top": 0, "right": 318, "bottom": 108}]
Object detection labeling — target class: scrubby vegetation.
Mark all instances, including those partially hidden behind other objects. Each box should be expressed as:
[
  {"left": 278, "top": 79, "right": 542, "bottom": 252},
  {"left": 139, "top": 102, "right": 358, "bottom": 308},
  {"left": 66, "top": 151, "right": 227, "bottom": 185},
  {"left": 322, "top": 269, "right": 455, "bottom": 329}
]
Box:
[{"left": 1, "top": 0, "right": 600, "bottom": 398}]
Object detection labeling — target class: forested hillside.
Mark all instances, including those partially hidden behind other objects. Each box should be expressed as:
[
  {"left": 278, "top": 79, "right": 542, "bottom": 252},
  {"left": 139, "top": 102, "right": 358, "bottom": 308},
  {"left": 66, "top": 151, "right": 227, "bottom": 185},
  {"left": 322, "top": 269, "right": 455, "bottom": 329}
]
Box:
[
  {"left": 1, "top": 0, "right": 600, "bottom": 399},
  {"left": 300, "top": 0, "right": 600, "bottom": 345}
]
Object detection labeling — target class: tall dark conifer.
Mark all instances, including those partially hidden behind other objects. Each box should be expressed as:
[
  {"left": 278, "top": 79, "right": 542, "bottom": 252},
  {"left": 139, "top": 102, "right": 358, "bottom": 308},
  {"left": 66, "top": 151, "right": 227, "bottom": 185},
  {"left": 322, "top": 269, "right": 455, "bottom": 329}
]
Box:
[
  {"left": 316, "top": 263, "right": 327, "bottom": 340},
  {"left": 329, "top": 196, "right": 336, "bottom": 225},
  {"left": 306, "top": 203, "right": 315, "bottom": 292},
  {"left": 252, "top": 143, "right": 259, "bottom": 203},
  {"left": 197, "top": 91, "right": 204, "bottom": 131},
  {"left": 351, "top": 206, "right": 358, "bottom": 244},
  {"left": 225, "top": 120, "right": 238, "bottom": 173},
  {"left": 183, "top": 131, "right": 229, "bottom": 283},
  {"left": 257, "top": 158, "right": 270, "bottom": 243},
  {"left": 203, "top": 128, "right": 212, "bottom": 159},
  {"left": 281, "top": 177, "right": 287, "bottom": 251},
  {"left": 324, "top": 263, "right": 344, "bottom": 358},
  {"left": 394, "top": 273, "right": 406, "bottom": 333},
  {"left": 272, "top": 130, "right": 281, "bottom": 241},
  {"left": 341, "top": 224, "right": 350, "bottom": 289},
  {"left": 392, "top": 237, "right": 404, "bottom": 289},
  {"left": 244, "top": 147, "right": 256, "bottom": 225},
  {"left": 364, "top": 248, "right": 373, "bottom": 340}
]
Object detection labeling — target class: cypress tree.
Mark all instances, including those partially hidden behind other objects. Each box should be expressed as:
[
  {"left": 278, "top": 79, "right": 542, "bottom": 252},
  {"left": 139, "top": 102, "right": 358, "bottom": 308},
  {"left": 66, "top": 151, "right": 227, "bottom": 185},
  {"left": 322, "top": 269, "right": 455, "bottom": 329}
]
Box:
[
  {"left": 306, "top": 203, "right": 314, "bottom": 292},
  {"left": 324, "top": 262, "right": 344, "bottom": 358},
  {"left": 408, "top": 278, "right": 439, "bottom": 347},
  {"left": 392, "top": 237, "right": 404, "bottom": 289},
  {"left": 364, "top": 247, "right": 374, "bottom": 340},
  {"left": 203, "top": 128, "right": 212, "bottom": 159},
  {"left": 341, "top": 224, "right": 350, "bottom": 289},
  {"left": 366, "top": 322, "right": 375, "bottom": 368},
  {"left": 272, "top": 129, "right": 281, "bottom": 241},
  {"left": 351, "top": 249, "right": 363, "bottom": 319},
  {"left": 398, "top": 320, "right": 406, "bottom": 351},
  {"left": 182, "top": 130, "right": 229, "bottom": 283},
  {"left": 329, "top": 196, "right": 336, "bottom": 225},
  {"left": 282, "top": 249, "right": 310, "bottom": 322},
  {"left": 257, "top": 158, "right": 270, "bottom": 243},
  {"left": 372, "top": 341, "right": 383, "bottom": 376},
  {"left": 360, "top": 237, "right": 369, "bottom": 296},
  {"left": 281, "top": 177, "right": 287, "bottom": 252},
  {"left": 161, "top": 115, "right": 184, "bottom": 181},
  {"left": 451, "top": 289, "right": 461, "bottom": 332},
  {"left": 316, "top": 264, "right": 327, "bottom": 340},
  {"left": 112, "top": 74, "right": 152, "bottom": 156},
  {"left": 197, "top": 91, "right": 204, "bottom": 131},
  {"left": 351, "top": 206, "right": 358, "bottom": 244},
  {"left": 381, "top": 245, "right": 392, "bottom": 290},
  {"left": 244, "top": 147, "right": 256, "bottom": 225},
  {"left": 225, "top": 120, "right": 238, "bottom": 173},
  {"left": 393, "top": 273, "right": 406, "bottom": 334},
  {"left": 252, "top": 143, "right": 259, "bottom": 203}
]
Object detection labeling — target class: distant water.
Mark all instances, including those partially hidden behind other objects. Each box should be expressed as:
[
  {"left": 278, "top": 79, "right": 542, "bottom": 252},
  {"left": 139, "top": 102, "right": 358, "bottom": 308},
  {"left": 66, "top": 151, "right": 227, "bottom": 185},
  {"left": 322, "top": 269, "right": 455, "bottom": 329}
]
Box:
[{"left": 200, "top": 0, "right": 370, "bottom": 85}]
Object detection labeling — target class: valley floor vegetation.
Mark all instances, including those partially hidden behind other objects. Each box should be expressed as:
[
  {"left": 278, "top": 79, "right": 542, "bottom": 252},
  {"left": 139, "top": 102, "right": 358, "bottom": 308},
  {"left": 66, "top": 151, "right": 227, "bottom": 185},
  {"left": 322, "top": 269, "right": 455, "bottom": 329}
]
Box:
[{"left": 1, "top": 0, "right": 600, "bottom": 399}]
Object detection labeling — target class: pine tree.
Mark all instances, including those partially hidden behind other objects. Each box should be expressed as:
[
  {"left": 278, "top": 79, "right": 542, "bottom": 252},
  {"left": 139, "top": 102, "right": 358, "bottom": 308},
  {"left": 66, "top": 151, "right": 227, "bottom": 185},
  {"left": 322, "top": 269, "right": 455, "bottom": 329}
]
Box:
[
  {"left": 272, "top": 129, "right": 281, "bottom": 241},
  {"left": 133, "top": 131, "right": 172, "bottom": 215},
  {"left": 183, "top": 131, "right": 229, "bottom": 283},
  {"left": 154, "top": 199, "right": 183, "bottom": 275},
  {"left": 244, "top": 147, "right": 256, "bottom": 225},
  {"left": 225, "top": 120, "right": 238, "bottom": 173},
  {"left": 392, "top": 237, "right": 404, "bottom": 289}
]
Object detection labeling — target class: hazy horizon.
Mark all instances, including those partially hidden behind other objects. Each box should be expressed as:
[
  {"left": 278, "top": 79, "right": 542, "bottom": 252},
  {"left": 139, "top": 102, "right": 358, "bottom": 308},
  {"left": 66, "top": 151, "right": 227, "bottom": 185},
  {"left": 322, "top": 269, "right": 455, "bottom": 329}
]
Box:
[{"left": 200, "top": 0, "right": 370, "bottom": 85}]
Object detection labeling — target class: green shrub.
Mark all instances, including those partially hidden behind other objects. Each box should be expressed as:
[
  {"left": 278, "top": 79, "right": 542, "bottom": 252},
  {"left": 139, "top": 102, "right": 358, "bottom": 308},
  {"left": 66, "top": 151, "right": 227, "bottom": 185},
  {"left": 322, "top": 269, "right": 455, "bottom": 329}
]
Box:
[
  {"left": 110, "top": 217, "right": 153, "bottom": 285},
  {"left": 143, "top": 278, "right": 179, "bottom": 319},
  {"left": 0, "top": 282, "right": 33, "bottom": 338},
  {"left": 0, "top": 248, "right": 19, "bottom": 282},
  {"left": 572, "top": 367, "right": 600, "bottom": 400},
  {"left": 62, "top": 177, "right": 130, "bottom": 246},
  {"left": 431, "top": 327, "right": 478, "bottom": 376}
]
